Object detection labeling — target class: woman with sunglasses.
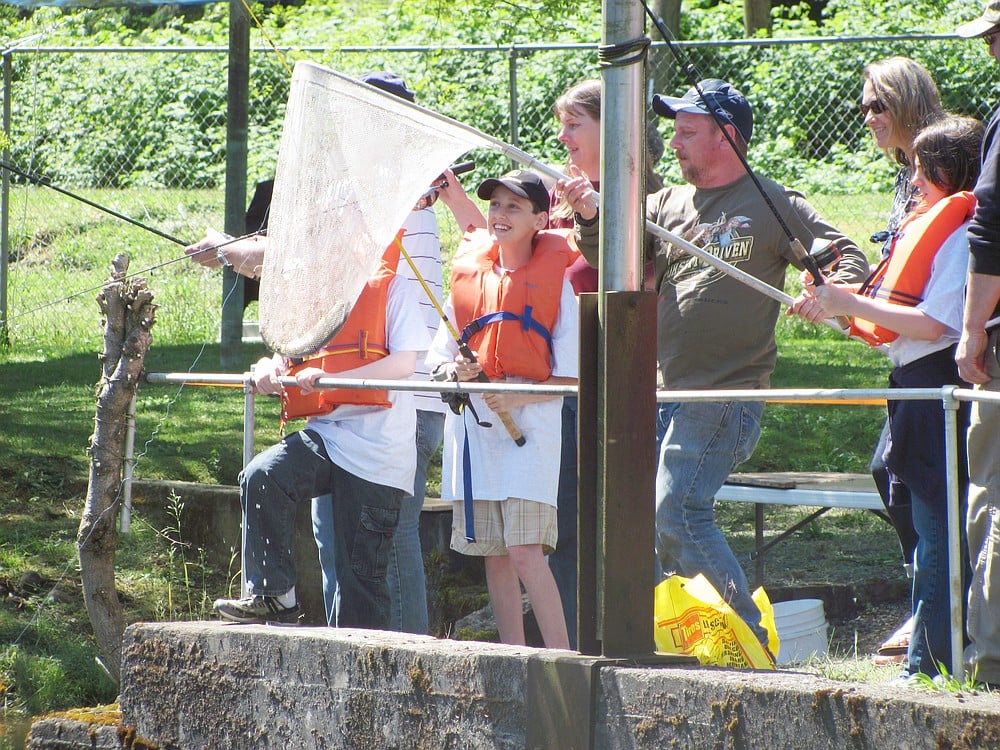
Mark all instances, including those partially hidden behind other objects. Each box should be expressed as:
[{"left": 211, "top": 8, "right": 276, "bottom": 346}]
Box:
[
  {"left": 862, "top": 58, "right": 948, "bottom": 255},
  {"left": 859, "top": 57, "right": 948, "bottom": 666}
]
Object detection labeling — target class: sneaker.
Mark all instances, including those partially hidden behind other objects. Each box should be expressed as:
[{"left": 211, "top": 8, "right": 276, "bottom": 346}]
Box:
[{"left": 213, "top": 595, "right": 301, "bottom": 624}]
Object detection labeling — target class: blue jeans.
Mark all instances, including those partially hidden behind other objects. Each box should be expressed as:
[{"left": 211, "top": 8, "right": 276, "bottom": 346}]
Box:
[
  {"left": 966, "top": 377, "right": 1000, "bottom": 683},
  {"left": 655, "top": 400, "right": 766, "bottom": 645},
  {"left": 549, "top": 397, "right": 578, "bottom": 649},
  {"left": 240, "top": 428, "right": 402, "bottom": 629},
  {"left": 386, "top": 409, "right": 444, "bottom": 634},
  {"left": 311, "top": 493, "right": 339, "bottom": 627},
  {"left": 906, "top": 485, "right": 964, "bottom": 677}
]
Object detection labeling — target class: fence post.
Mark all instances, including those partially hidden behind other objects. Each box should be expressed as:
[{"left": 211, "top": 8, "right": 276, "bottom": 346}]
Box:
[
  {"left": 1, "top": 51, "right": 11, "bottom": 347},
  {"left": 942, "top": 385, "right": 965, "bottom": 683},
  {"left": 221, "top": 0, "right": 251, "bottom": 368},
  {"left": 507, "top": 45, "right": 520, "bottom": 170}
]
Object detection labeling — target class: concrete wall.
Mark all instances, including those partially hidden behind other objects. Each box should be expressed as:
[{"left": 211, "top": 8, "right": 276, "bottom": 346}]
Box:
[{"left": 116, "top": 621, "right": 1000, "bottom": 750}]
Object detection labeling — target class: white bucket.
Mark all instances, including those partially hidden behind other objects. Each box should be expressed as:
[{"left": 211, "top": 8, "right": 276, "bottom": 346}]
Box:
[{"left": 773, "top": 598, "right": 828, "bottom": 665}]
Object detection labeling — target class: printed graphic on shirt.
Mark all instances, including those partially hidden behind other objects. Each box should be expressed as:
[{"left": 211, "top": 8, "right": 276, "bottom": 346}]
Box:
[{"left": 661, "top": 212, "right": 753, "bottom": 288}]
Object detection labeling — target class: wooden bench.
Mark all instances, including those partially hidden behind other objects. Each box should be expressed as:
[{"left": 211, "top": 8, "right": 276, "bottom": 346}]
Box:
[
  {"left": 424, "top": 474, "right": 889, "bottom": 585},
  {"left": 716, "top": 472, "right": 887, "bottom": 584}
]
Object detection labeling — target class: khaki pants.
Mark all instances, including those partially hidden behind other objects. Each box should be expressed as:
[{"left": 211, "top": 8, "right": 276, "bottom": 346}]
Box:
[{"left": 965, "top": 332, "right": 1000, "bottom": 684}]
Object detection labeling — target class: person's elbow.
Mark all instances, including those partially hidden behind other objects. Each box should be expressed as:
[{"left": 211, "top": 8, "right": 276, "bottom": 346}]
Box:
[{"left": 390, "top": 350, "right": 419, "bottom": 379}]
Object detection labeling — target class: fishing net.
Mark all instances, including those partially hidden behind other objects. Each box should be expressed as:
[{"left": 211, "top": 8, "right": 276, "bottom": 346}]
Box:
[{"left": 260, "top": 61, "right": 487, "bottom": 356}]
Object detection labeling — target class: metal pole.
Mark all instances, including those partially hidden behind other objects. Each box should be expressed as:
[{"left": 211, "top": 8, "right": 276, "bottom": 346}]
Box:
[
  {"left": 508, "top": 46, "right": 519, "bottom": 169},
  {"left": 241, "top": 371, "right": 255, "bottom": 598},
  {"left": 942, "top": 386, "right": 965, "bottom": 682},
  {"left": 221, "top": 0, "right": 250, "bottom": 368},
  {"left": 1, "top": 52, "right": 12, "bottom": 346},
  {"left": 589, "top": 0, "right": 656, "bottom": 658},
  {"left": 243, "top": 371, "right": 255, "bottom": 469},
  {"left": 120, "top": 393, "right": 137, "bottom": 534}
]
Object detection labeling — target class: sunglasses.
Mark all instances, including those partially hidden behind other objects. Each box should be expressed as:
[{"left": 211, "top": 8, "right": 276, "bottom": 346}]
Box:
[
  {"left": 985, "top": 32, "right": 998, "bottom": 47},
  {"left": 860, "top": 99, "right": 888, "bottom": 117}
]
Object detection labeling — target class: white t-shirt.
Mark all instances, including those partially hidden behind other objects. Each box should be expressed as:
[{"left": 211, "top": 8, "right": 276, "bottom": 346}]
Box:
[
  {"left": 427, "top": 277, "right": 579, "bottom": 507},
  {"left": 888, "top": 223, "right": 970, "bottom": 368},
  {"left": 400, "top": 207, "right": 449, "bottom": 415},
  {"left": 307, "top": 274, "right": 431, "bottom": 493}
]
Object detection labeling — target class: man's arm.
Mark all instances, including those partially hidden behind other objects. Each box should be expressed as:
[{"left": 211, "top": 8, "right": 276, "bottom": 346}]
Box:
[
  {"left": 787, "top": 192, "right": 870, "bottom": 285},
  {"left": 437, "top": 167, "right": 486, "bottom": 232},
  {"left": 185, "top": 228, "right": 265, "bottom": 279},
  {"left": 957, "top": 272, "right": 1000, "bottom": 384}
]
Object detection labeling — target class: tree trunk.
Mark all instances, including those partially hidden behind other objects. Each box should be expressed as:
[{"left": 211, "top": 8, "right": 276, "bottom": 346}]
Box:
[
  {"left": 744, "top": 0, "right": 772, "bottom": 37},
  {"left": 648, "top": 0, "right": 684, "bottom": 123},
  {"left": 78, "top": 254, "right": 155, "bottom": 684}
]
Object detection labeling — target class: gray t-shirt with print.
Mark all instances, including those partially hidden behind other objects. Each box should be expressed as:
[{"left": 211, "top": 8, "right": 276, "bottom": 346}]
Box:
[{"left": 577, "top": 173, "right": 869, "bottom": 390}]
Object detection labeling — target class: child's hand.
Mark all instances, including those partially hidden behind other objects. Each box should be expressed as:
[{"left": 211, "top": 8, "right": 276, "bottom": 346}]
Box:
[
  {"left": 293, "top": 366, "right": 326, "bottom": 394},
  {"left": 453, "top": 352, "right": 483, "bottom": 382},
  {"left": 252, "top": 356, "right": 283, "bottom": 395}
]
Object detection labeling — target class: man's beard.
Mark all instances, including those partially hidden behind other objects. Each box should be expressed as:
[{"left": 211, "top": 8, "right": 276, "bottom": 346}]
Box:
[{"left": 678, "top": 161, "right": 701, "bottom": 185}]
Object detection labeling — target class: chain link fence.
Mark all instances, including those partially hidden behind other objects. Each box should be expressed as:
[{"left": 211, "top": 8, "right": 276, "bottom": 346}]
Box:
[{"left": 2, "top": 35, "right": 997, "bottom": 354}]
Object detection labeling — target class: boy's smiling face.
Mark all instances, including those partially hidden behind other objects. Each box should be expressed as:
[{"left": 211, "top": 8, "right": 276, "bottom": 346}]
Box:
[{"left": 486, "top": 186, "right": 548, "bottom": 247}]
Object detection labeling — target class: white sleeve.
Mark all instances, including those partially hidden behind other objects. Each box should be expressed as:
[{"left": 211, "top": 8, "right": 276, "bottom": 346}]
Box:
[
  {"left": 549, "top": 278, "right": 580, "bottom": 378},
  {"left": 386, "top": 275, "right": 432, "bottom": 354},
  {"left": 425, "top": 296, "right": 459, "bottom": 369},
  {"left": 917, "top": 224, "right": 971, "bottom": 335}
]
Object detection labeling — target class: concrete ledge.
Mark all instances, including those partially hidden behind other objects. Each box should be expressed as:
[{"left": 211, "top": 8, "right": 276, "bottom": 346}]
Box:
[
  {"left": 25, "top": 717, "right": 122, "bottom": 750},
  {"left": 119, "top": 621, "right": 1000, "bottom": 750}
]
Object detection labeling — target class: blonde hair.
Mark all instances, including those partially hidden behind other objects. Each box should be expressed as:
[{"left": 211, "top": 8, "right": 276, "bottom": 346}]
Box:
[
  {"left": 550, "top": 79, "right": 664, "bottom": 221},
  {"left": 863, "top": 57, "right": 946, "bottom": 167}
]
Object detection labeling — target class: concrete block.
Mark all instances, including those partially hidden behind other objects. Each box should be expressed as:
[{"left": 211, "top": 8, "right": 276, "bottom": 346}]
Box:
[{"left": 119, "top": 622, "right": 1000, "bottom": 750}]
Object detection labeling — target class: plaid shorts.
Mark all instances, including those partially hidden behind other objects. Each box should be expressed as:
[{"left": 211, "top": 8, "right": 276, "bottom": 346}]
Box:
[{"left": 451, "top": 497, "right": 558, "bottom": 556}]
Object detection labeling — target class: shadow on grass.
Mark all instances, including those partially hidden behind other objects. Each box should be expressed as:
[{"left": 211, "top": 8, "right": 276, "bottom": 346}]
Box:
[{"left": 0, "top": 342, "right": 271, "bottom": 484}]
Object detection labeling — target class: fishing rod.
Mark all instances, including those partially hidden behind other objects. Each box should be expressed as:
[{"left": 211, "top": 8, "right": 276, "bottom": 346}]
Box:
[
  {"left": 391, "top": 224, "right": 527, "bottom": 447},
  {"left": 2, "top": 232, "right": 261, "bottom": 324},
  {"left": 639, "top": 0, "right": 829, "bottom": 288},
  {"left": 1, "top": 159, "right": 189, "bottom": 247}
]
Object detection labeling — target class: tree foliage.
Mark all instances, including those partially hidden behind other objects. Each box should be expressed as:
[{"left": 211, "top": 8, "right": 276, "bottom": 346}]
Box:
[{"left": 0, "top": 0, "right": 993, "bottom": 193}]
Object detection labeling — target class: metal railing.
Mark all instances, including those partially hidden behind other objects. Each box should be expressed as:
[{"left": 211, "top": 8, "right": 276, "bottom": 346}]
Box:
[{"left": 136, "top": 373, "right": 998, "bottom": 680}]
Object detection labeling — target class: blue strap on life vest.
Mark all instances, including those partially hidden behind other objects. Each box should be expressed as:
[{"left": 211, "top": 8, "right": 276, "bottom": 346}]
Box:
[
  {"left": 462, "top": 414, "right": 476, "bottom": 542},
  {"left": 458, "top": 309, "right": 553, "bottom": 351}
]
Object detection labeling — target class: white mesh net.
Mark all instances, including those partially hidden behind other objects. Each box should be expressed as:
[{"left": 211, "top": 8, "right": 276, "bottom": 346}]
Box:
[{"left": 260, "top": 61, "right": 487, "bottom": 356}]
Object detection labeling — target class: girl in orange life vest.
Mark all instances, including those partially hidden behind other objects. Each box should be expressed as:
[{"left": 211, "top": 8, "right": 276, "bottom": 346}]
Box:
[
  {"left": 427, "top": 169, "right": 581, "bottom": 650},
  {"left": 790, "top": 115, "right": 983, "bottom": 681}
]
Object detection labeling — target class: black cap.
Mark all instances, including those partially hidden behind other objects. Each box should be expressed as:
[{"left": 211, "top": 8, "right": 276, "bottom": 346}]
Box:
[
  {"left": 652, "top": 79, "right": 754, "bottom": 144},
  {"left": 359, "top": 71, "right": 416, "bottom": 102},
  {"left": 476, "top": 170, "right": 550, "bottom": 215}
]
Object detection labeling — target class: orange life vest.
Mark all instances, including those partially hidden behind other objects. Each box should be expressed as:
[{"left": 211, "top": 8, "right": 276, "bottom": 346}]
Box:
[
  {"left": 280, "top": 241, "right": 401, "bottom": 423},
  {"left": 449, "top": 228, "right": 579, "bottom": 381},
  {"left": 850, "top": 191, "right": 976, "bottom": 347}
]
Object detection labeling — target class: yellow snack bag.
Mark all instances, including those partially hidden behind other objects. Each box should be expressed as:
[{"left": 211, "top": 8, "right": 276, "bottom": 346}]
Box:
[{"left": 654, "top": 573, "right": 778, "bottom": 669}]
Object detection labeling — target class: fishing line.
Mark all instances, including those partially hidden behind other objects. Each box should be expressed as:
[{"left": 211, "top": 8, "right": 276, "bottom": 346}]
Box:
[
  {"left": 239, "top": 0, "right": 294, "bottom": 77},
  {"left": 639, "top": 0, "right": 828, "bottom": 286},
  {"left": 1, "top": 159, "right": 190, "bottom": 246},
  {"left": 2, "top": 231, "right": 262, "bottom": 325}
]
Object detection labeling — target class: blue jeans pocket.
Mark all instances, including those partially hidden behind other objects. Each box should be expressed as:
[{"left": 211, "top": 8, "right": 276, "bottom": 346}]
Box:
[
  {"left": 734, "top": 402, "right": 764, "bottom": 465},
  {"left": 351, "top": 505, "right": 400, "bottom": 581}
]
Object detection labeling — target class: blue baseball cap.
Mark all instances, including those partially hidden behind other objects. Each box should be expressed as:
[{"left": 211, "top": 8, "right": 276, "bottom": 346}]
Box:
[
  {"left": 359, "top": 71, "right": 416, "bottom": 102},
  {"left": 652, "top": 79, "right": 754, "bottom": 144}
]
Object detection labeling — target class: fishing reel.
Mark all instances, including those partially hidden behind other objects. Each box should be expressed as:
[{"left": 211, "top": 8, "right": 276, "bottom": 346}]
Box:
[{"left": 809, "top": 238, "right": 842, "bottom": 273}]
